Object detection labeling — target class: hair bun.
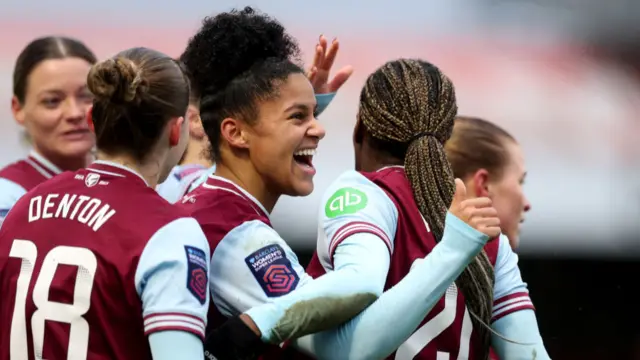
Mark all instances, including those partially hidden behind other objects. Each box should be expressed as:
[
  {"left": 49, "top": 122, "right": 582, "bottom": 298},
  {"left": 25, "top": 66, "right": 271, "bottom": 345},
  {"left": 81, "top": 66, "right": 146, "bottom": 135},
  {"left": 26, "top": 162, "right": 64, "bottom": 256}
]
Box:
[{"left": 88, "top": 57, "right": 147, "bottom": 105}]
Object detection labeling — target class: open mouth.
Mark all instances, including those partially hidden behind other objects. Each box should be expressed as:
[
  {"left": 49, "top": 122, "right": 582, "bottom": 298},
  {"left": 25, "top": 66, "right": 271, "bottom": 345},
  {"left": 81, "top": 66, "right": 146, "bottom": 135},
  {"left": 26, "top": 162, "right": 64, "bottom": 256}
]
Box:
[{"left": 293, "top": 148, "right": 316, "bottom": 171}]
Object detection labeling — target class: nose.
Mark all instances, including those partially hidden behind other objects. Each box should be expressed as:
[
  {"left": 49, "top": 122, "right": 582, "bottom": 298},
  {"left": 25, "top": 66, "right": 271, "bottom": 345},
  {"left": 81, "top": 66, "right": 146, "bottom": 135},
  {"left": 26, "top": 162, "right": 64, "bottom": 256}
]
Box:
[
  {"left": 63, "top": 97, "right": 88, "bottom": 123},
  {"left": 308, "top": 116, "right": 326, "bottom": 140}
]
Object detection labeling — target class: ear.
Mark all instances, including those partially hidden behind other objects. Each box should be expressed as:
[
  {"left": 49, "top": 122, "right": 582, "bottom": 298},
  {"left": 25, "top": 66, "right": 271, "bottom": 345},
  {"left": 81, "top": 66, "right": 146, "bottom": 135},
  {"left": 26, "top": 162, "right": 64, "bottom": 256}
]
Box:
[
  {"left": 470, "top": 168, "right": 490, "bottom": 197},
  {"left": 220, "top": 117, "right": 249, "bottom": 150},
  {"left": 169, "top": 116, "right": 185, "bottom": 147},
  {"left": 186, "top": 104, "right": 205, "bottom": 139},
  {"left": 11, "top": 96, "right": 25, "bottom": 126},
  {"left": 87, "top": 106, "right": 95, "bottom": 133}
]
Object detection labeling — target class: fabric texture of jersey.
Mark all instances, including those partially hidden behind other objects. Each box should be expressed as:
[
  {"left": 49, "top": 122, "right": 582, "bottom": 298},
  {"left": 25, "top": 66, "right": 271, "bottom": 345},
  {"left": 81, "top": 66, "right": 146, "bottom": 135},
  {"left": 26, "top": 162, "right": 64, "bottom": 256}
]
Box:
[
  {"left": 0, "top": 161, "right": 210, "bottom": 360},
  {"left": 0, "top": 151, "right": 62, "bottom": 226},
  {"left": 306, "top": 167, "right": 536, "bottom": 360}
]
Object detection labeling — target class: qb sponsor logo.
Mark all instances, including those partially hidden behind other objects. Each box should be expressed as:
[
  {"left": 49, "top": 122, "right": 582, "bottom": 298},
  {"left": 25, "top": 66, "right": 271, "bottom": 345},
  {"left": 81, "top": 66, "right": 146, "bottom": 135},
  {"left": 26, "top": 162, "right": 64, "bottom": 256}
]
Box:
[{"left": 325, "top": 187, "right": 368, "bottom": 218}]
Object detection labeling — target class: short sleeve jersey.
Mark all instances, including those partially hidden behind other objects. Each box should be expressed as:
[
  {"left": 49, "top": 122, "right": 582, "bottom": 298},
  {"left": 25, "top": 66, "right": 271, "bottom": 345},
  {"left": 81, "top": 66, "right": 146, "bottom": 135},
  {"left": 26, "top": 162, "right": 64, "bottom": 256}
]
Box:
[{"left": 0, "top": 161, "right": 210, "bottom": 360}]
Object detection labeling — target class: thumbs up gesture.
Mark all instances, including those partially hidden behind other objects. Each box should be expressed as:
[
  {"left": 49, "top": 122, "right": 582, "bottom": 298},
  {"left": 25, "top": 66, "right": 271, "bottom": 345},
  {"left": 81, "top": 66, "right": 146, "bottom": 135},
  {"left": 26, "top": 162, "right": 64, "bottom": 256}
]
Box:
[{"left": 448, "top": 179, "right": 501, "bottom": 238}]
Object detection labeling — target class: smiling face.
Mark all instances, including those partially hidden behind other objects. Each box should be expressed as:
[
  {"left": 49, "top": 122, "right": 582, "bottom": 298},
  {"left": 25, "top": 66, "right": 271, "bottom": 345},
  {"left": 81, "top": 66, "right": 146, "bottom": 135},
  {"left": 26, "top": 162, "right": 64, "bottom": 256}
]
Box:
[
  {"left": 244, "top": 72, "right": 325, "bottom": 197},
  {"left": 12, "top": 57, "right": 94, "bottom": 163}
]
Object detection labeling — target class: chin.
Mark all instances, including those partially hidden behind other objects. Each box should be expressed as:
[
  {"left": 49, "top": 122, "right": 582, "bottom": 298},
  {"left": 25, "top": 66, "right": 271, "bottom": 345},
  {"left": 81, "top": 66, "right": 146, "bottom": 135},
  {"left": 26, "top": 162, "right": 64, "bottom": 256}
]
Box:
[
  {"left": 287, "top": 180, "right": 315, "bottom": 197},
  {"left": 59, "top": 141, "right": 94, "bottom": 158}
]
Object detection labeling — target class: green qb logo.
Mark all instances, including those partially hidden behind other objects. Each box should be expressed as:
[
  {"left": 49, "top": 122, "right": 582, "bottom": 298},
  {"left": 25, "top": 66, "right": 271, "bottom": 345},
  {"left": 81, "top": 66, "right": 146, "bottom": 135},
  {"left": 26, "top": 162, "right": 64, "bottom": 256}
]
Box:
[{"left": 325, "top": 187, "right": 368, "bottom": 218}]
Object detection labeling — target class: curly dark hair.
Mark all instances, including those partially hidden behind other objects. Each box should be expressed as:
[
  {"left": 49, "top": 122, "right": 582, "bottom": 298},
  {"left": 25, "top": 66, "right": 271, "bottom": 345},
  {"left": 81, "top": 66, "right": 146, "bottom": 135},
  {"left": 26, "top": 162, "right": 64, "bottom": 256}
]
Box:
[{"left": 180, "top": 6, "right": 304, "bottom": 162}]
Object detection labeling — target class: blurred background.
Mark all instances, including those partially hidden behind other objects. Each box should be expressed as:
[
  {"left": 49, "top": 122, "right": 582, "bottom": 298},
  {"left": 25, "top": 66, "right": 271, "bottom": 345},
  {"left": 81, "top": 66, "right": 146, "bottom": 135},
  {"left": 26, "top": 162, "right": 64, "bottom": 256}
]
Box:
[{"left": 1, "top": 0, "right": 638, "bottom": 358}]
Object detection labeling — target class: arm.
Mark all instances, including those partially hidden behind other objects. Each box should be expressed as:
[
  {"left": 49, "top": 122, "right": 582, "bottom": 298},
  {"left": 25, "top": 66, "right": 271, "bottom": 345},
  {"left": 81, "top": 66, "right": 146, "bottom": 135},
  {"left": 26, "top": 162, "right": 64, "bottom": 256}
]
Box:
[
  {"left": 149, "top": 331, "right": 205, "bottom": 360},
  {"left": 293, "top": 213, "right": 489, "bottom": 360},
  {"left": 207, "top": 217, "right": 388, "bottom": 345},
  {"left": 0, "top": 178, "right": 27, "bottom": 227},
  {"left": 491, "top": 235, "right": 550, "bottom": 360},
  {"left": 135, "top": 217, "right": 211, "bottom": 359}
]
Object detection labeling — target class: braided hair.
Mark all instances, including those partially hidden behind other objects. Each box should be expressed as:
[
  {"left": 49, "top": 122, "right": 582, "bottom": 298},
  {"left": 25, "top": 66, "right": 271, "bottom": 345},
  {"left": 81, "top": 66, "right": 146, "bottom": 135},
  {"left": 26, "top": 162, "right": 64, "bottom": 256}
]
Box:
[{"left": 357, "top": 59, "right": 495, "bottom": 359}]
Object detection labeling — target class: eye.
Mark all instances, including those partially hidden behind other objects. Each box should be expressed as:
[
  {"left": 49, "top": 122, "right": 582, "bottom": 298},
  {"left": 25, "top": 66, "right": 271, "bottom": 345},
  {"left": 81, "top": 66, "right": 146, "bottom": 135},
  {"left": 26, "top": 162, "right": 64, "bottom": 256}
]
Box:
[
  {"left": 289, "top": 111, "right": 306, "bottom": 121},
  {"left": 78, "top": 92, "right": 94, "bottom": 103},
  {"left": 41, "top": 97, "right": 61, "bottom": 108}
]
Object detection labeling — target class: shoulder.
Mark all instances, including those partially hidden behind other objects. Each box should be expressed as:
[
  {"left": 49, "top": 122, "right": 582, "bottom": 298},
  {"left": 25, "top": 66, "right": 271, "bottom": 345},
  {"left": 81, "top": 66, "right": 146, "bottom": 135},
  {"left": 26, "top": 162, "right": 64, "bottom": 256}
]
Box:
[
  {"left": 0, "top": 178, "right": 27, "bottom": 209},
  {"left": 177, "top": 186, "right": 270, "bottom": 248},
  {"left": 321, "top": 170, "right": 398, "bottom": 219},
  {"left": 0, "top": 158, "right": 46, "bottom": 191}
]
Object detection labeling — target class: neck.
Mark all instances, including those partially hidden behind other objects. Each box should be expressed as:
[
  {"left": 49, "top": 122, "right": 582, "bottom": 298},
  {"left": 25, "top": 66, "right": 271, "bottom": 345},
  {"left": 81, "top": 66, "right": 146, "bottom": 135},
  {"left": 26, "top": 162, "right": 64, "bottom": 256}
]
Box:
[
  {"left": 356, "top": 141, "right": 404, "bottom": 172},
  {"left": 34, "top": 149, "right": 87, "bottom": 172},
  {"left": 215, "top": 161, "right": 279, "bottom": 213},
  {"left": 180, "top": 140, "right": 213, "bottom": 168},
  {"left": 96, "top": 151, "right": 162, "bottom": 188}
]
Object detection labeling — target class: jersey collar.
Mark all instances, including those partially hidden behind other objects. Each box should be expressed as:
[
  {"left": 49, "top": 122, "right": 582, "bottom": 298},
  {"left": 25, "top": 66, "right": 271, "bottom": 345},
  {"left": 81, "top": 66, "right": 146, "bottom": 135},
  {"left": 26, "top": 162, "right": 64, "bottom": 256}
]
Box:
[
  {"left": 88, "top": 160, "right": 150, "bottom": 187},
  {"left": 204, "top": 175, "right": 270, "bottom": 219}
]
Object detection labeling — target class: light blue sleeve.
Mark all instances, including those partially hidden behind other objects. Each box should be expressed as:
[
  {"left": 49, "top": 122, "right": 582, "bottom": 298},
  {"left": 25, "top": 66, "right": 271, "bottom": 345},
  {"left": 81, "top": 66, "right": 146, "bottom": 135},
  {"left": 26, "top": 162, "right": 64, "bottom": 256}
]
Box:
[
  {"left": 0, "top": 178, "right": 27, "bottom": 227},
  {"left": 209, "top": 218, "right": 389, "bottom": 345},
  {"left": 316, "top": 170, "right": 398, "bottom": 271},
  {"left": 315, "top": 93, "right": 336, "bottom": 116},
  {"left": 492, "top": 310, "right": 551, "bottom": 360},
  {"left": 490, "top": 235, "right": 550, "bottom": 359},
  {"left": 292, "top": 213, "right": 490, "bottom": 360},
  {"left": 148, "top": 330, "right": 204, "bottom": 360},
  {"left": 135, "top": 217, "right": 211, "bottom": 342}
]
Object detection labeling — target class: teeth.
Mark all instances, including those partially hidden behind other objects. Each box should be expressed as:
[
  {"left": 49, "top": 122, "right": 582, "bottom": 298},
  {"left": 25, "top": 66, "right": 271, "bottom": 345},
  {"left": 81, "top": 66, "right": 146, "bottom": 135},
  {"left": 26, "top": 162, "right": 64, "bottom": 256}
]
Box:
[{"left": 293, "top": 149, "right": 317, "bottom": 156}]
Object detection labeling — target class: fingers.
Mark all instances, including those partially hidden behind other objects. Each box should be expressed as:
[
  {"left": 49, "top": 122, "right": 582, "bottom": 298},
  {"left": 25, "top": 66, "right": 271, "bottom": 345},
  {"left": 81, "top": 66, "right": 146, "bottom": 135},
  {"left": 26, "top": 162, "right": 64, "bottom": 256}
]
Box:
[
  {"left": 460, "top": 197, "right": 492, "bottom": 209},
  {"left": 450, "top": 178, "right": 467, "bottom": 208},
  {"left": 327, "top": 66, "right": 354, "bottom": 93},
  {"left": 322, "top": 38, "right": 339, "bottom": 71},
  {"left": 307, "top": 66, "right": 318, "bottom": 84}
]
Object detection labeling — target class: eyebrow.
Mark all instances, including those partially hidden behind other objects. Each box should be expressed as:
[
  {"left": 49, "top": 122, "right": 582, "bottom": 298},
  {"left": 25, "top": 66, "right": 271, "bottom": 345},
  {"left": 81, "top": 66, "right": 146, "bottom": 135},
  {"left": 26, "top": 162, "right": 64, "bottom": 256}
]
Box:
[{"left": 284, "top": 103, "right": 316, "bottom": 113}]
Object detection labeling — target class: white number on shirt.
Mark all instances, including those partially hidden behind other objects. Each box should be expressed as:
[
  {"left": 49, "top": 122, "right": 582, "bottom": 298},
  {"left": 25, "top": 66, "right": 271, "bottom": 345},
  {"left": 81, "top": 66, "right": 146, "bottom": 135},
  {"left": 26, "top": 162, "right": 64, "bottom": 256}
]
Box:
[
  {"left": 395, "top": 284, "right": 473, "bottom": 360},
  {"left": 9, "top": 239, "right": 97, "bottom": 360}
]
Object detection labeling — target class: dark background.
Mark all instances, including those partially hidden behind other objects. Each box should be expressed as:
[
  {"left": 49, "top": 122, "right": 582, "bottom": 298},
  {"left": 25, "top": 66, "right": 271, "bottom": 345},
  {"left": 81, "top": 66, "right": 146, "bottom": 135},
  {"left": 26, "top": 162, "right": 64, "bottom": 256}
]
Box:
[{"left": 295, "top": 248, "right": 640, "bottom": 360}]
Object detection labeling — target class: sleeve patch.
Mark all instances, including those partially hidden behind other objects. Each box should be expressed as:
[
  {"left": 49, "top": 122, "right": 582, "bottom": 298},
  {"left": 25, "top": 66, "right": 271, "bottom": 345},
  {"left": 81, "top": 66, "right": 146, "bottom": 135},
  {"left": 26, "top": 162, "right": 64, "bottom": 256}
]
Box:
[
  {"left": 325, "top": 187, "right": 368, "bottom": 218},
  {"left": 184, "top": 245, "right": 208, "bottom": 305},
  {"left": 244, "top": 244, "right": 299, "bottom": 297}
]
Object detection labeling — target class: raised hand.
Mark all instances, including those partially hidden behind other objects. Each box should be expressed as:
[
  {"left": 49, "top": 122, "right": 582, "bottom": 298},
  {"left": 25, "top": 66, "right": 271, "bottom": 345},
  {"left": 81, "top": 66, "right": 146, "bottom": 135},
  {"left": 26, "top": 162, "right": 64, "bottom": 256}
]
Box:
[
  {"left": 307, "top": 35, "right": 353, "bottom": 94},
  {"left": 448, "top": 179, "right": 501, "bottom": 239}
]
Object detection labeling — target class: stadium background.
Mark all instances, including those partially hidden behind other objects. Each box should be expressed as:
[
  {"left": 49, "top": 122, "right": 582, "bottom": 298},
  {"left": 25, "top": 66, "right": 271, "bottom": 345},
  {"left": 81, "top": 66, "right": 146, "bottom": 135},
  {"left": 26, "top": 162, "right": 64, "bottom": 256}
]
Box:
[{"left": 1, "top": 1, "right": 638, "bottom": 358}]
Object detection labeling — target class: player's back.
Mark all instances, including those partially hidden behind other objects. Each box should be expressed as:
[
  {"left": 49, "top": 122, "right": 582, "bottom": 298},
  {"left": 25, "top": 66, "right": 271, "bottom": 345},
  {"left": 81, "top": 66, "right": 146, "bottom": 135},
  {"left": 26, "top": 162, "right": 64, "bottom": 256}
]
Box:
[
  {"left": 307, "top": 166, "right": 500, "bottom": 359},
  {"left": 0, "top": 161, "right": 195, "bottom": 360}
]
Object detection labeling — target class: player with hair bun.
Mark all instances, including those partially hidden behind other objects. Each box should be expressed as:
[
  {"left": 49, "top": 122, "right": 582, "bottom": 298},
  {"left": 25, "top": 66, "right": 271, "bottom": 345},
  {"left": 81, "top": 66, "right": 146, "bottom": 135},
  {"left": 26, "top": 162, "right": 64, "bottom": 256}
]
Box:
[
  {"left": 304, "top": 59, "right": 550, "bottom": 359},
  {"left": 0, "top": 47, "right": 211, "bottom": 360},
  {"left": 177, "top": 8, "right": 513, "bottom": 360}
]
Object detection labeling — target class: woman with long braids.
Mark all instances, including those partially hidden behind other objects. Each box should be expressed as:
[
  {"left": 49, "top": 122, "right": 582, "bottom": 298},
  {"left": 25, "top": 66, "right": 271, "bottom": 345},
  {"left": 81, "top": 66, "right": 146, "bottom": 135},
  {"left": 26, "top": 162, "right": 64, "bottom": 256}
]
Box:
[{"left": 305, "top": 59, "right": 550, "bottom": 359}]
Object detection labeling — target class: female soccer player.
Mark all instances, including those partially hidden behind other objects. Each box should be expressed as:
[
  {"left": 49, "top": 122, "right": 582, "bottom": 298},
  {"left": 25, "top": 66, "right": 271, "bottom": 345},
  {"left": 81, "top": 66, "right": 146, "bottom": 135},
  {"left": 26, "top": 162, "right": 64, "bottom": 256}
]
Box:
[
  {"left": 0, "top": 47, "right": 210, "bottom": 360},
  {"left": 0, "top": 36, "right": 97, "bottom": 223},
  {"left": 304, "top": 60, "right": 550, "bottom": 359},
  {"left": 178, "top": 8, "right": 502, "bottom": 360},
  {"left": 445, "top": 116, "right": 532, "bottom": 250},
  {"left": 157, "top": 34, "right": 351, "bottom": 203}
]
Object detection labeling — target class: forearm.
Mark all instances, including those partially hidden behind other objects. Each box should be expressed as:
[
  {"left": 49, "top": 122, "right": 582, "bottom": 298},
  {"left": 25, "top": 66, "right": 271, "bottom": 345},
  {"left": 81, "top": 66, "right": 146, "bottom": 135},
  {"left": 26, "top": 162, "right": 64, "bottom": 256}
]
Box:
[
  {"left": 294, "top": 213, "right": 488, "bottom": 360},
  {"left": 245, "top": 236, "right": 390, "bottom": 344},
  {"left": 491, "top": 310, "right": 551, "bottom": 360},
  {"left": 149, "top": 331, "right": 204, "bottom": 360}
]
